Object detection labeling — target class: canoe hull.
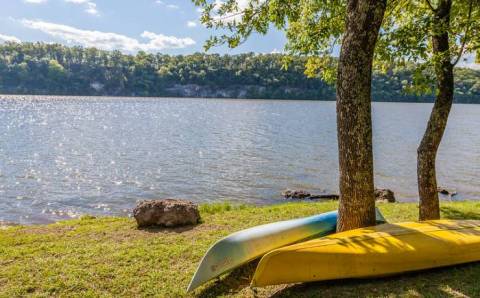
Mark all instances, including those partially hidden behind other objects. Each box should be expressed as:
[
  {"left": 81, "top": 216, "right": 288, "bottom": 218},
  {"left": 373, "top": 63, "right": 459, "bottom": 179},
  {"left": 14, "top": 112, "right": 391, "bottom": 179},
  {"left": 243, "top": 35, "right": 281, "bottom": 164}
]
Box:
[
  {"left": 187, "top": 208, "right": 386, "bottom": 292},
  {"left": 251, "top": 220, "right": 480, "bottom": 287}
]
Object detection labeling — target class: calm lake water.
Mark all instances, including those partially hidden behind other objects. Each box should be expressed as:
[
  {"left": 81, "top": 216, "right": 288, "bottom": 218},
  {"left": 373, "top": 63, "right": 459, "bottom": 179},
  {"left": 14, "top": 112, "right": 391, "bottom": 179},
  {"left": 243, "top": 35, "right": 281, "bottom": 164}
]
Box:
[{"left": 1, "top": 95, "right": 480, "bottom": 224}]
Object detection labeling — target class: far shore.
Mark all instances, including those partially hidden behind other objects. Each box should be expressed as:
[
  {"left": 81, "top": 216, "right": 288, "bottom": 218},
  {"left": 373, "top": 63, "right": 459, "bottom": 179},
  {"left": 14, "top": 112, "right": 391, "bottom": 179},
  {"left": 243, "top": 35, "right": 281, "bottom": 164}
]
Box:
[{"left": 2, "top": 93, "right": 477, "bottom": 104}]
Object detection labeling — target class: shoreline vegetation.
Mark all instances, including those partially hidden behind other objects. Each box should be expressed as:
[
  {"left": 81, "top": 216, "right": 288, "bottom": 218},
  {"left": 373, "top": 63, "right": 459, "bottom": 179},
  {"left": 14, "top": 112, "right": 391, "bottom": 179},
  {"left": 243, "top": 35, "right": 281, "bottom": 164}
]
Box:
[
  {"left": 1, "top": 43, "right": 480, "bottom": 103},
  {"left": 4, "top": 93, "right": 480, "bottom": 104},
  {"left": 2, "top": 201, "right": 480, "bottom": 297}
]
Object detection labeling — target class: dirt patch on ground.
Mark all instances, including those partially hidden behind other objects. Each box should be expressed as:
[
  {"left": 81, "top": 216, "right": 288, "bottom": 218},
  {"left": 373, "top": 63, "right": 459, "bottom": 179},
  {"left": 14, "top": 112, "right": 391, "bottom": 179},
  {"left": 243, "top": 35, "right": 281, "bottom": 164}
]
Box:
[
  {"left": 0, "top": 221, "right": 19, "bottom": 230},
  {"left": 9, "top": 225, "right": 76, "bottom": 236}
]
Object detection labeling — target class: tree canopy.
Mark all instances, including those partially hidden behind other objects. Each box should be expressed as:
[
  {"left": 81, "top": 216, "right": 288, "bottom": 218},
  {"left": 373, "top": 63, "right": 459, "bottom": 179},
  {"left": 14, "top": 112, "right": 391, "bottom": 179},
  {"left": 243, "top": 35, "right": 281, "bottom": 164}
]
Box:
[{"left": 377, "top": 0, "right": 480, "bottom": 93}]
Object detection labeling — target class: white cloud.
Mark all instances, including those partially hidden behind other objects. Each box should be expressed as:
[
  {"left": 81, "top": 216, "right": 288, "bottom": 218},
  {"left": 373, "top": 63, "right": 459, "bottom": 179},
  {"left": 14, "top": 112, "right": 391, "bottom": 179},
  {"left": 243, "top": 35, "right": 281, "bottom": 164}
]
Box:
[
  {"left": 24, "top": 0, "right": 47, "bottom": 3},
  {"left": 270, "top": 48, "right": 282, "bottom": 54},
  {"left": 21, "top": 19, "right": 195, "bottom": 53},
  {"left": 0, "top": 34, "right": 20, "bottom": 43},
  {"left": 85, "top": 2, "right": 99, "bottom": 15},
  {"left": 457, "top": 53, "right": 480, "bottom": 70},
  {"left": 65, "top": 0, "right": 99, "bottom": 16},
  {"left": 212, "top": 0, "right": 259, "bottom": 23},
  {"left": 187, "top": 21, "right": 197, "bottom": 28},
  {"left": 155, "top": 0, "right": 180, "bottom": 9}
]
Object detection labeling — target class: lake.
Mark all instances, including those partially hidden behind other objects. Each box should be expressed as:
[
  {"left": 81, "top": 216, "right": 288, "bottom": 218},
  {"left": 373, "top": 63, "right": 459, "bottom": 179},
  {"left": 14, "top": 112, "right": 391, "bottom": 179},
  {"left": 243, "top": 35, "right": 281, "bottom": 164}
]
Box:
[{"left": 1, "top": 95, "right": 479, "bottom": 224}]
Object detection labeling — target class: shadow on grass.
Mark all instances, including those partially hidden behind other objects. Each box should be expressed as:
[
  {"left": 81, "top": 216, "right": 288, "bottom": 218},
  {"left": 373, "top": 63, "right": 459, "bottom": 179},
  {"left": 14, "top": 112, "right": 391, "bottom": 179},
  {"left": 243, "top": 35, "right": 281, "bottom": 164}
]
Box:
[
  {"left": 195, "top": 259, "right": 259, "bottom": 298},
  {"left": 441, "top": 206, "right": 480, "bottom": 220},
  {"left": 270, "top": 262, "right": 480, "bottom": 298},
  {"left": 138, "top": 224, "right": 197, "bottom": 233}
]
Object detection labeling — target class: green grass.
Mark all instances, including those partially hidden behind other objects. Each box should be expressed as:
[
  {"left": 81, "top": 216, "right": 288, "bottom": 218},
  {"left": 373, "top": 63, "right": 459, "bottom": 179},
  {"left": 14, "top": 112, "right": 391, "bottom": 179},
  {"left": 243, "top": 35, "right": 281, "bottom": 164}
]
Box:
[{"left": 1, "top": 201, "right": 480, "bottom": 297}]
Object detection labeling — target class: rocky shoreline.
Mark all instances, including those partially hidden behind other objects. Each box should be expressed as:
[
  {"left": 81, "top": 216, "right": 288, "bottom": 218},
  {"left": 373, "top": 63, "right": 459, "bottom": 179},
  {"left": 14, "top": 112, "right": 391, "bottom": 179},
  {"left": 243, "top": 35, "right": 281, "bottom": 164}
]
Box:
[
  {"left": 0, "top": 221, "right": 18, "bottom": 229},
  {"left": 282, "top": 188, "right": 396, "bottom": 203},
  {"left": 0, "top": 187, "right": 460, "bottom": 227}
]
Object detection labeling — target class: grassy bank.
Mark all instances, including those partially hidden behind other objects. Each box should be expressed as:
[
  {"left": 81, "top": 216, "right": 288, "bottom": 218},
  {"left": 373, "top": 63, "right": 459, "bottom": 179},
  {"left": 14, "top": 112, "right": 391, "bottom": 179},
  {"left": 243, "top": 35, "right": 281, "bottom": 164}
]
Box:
[{"left": 1, "top": 201, "right": 480, "bottom": 297}]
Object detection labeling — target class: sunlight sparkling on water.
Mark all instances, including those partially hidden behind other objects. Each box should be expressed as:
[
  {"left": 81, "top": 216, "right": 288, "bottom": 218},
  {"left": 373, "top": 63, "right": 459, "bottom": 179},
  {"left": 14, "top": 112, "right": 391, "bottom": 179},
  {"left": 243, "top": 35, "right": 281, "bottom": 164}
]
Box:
[{"left": 0, "top": 95, "right": 480, "bottom": 224}]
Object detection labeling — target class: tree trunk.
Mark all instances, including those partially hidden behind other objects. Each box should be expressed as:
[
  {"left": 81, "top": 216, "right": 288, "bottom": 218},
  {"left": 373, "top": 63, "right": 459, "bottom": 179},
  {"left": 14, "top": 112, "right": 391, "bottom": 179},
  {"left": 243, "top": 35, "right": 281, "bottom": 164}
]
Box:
[
  {"left": 336, "top": 0, "right": 386, "bottom": 232},
  {"left": 418, "top": 0, "right": 454, "bottom": 221}
]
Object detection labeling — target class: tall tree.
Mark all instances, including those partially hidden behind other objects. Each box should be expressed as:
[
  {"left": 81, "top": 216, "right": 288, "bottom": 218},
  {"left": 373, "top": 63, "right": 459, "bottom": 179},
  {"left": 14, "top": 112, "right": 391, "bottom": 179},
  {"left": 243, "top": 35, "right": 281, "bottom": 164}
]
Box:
[
  {"left": 192, "top": 0, "right": 386, "bottom": 231},
  {"left": 418, "top": 0, "right": 479, "bottom": 220},
  {"left": 379, "top": 0, "right": 479, "bottom": 220},
  {"left": 418, "top": 0, "right": 455, "bottom": 220},
  {"left": 336, "top": 0, "right": 386, "bottom": 231}
]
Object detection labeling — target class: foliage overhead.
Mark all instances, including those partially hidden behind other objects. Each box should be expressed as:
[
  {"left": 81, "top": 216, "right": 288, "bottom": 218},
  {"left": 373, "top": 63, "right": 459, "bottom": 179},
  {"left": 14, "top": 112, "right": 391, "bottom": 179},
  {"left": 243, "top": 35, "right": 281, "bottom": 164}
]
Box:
[
  {"left": 378, "top": 0, "right": 480, "bottom": 94},
  {"left": 193, "top": 0, "right": 480, "bottom": 90},
  {"left": 192, "top": 0, "right": 345, "bottom": 83}
]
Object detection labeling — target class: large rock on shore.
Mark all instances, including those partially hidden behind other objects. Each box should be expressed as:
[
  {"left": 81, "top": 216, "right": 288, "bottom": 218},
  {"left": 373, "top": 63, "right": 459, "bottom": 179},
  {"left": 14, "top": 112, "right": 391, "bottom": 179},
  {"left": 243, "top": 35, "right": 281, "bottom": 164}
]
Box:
[
  {"left": 437, "top": 187, "right": 457, "bottom": 197},
  {"left": 375, "top": 188, "right": 396, "bottom": 203},
  {"left": 133, "top": 199, "right": 200, "bottom": 228}
]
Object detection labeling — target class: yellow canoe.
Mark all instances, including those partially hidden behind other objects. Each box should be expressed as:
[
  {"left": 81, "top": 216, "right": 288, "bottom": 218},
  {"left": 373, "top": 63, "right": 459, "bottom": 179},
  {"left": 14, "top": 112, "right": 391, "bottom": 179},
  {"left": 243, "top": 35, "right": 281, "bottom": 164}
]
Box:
[{"left": 251, "top": 220, "right": 480, "bottom": 287}]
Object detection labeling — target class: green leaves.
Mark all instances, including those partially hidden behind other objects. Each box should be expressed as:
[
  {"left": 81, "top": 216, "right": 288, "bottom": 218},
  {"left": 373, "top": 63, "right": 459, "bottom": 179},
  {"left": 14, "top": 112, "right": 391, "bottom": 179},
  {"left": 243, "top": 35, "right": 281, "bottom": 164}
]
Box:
[
  {"left": 304, "top": 56, "right": 337, "bottom": 84},
  {"left": 405, "top": 63, "right": 436, "bottom": 95},
  {"left": 192, "top": 0, "right": 345, "bottom": 83},
  {"left": 378, "top": 0, "right": 480, "bottom": 95},
  {"left": 1, "top": 41, "right": 479, "bottom": 100},
  {"left": 192, "top": 0, "right": 479, "bottom": 92}
]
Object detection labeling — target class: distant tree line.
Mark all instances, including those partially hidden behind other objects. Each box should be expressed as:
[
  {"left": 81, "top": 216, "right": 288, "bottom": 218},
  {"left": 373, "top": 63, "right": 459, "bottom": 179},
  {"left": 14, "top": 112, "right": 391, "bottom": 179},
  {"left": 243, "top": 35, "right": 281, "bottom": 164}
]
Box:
[{"left": 0, "top": 42, "right": 479, "bottom": 103}]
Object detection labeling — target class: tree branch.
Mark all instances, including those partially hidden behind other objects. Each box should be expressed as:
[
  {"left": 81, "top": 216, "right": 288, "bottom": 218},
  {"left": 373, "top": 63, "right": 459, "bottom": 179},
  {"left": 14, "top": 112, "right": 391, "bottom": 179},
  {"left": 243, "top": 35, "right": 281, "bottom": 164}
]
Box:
[
  {"left": 452, "top": 0, "right": 474, "bottom": 66},
  {"left": 215, "top": 0, "right": 269, "bottom": 22},
  {"left": 424, "top": 0, "right": 437, "bottom": 12}
]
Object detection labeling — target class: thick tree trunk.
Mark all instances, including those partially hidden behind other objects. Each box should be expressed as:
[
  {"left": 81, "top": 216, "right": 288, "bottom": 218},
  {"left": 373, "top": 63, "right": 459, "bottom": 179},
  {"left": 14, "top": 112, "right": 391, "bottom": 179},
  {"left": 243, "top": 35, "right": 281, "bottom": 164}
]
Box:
[
  {"left": 418, "top": 0, "right": 454, "bottom": 220},
  {"left": 336, "top": 0, "right": 386, "bottom": 232}
]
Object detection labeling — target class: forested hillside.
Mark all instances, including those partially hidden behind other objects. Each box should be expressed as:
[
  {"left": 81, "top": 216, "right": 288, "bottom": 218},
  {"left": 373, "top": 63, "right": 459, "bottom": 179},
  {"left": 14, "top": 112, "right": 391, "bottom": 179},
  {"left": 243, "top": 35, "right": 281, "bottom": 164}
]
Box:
[{"left": 1, "top": 42, "right": 479, "bottom": 102}]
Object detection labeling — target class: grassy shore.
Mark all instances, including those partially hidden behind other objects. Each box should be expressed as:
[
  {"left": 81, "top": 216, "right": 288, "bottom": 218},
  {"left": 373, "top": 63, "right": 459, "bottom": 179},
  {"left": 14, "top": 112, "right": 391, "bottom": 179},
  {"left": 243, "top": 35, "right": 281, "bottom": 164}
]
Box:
[{"left": 1, "top": 201, "right": 480, "bottom": 297}]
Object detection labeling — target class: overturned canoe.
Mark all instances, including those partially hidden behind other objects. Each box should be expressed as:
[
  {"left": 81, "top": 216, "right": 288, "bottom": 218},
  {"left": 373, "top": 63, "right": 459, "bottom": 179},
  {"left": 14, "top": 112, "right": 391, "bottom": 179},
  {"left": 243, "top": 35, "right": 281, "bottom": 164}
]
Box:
[
  {"left": 251, "top": 220, "right": 480, "bottom": 287},
  {"left": 187, "top": 208, "right": 386, "bottom": 292}
]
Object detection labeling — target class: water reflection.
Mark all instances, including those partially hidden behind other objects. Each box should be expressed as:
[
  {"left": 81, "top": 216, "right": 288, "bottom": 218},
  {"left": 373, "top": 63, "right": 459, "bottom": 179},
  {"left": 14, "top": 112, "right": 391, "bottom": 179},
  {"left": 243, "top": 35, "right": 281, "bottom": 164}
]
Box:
[{"left": 0, "top": 96, "right": 479, "bottom": 224}]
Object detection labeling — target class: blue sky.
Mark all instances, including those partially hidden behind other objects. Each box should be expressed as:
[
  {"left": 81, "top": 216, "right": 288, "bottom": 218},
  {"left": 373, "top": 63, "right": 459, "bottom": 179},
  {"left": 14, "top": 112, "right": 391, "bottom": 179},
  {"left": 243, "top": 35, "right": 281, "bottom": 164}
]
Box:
[
  {"left": 0, "top": 0, "right": 478, "bottom": 69},
  {"left": 0, "top": 0, "right": 287, "bottom": 55}
]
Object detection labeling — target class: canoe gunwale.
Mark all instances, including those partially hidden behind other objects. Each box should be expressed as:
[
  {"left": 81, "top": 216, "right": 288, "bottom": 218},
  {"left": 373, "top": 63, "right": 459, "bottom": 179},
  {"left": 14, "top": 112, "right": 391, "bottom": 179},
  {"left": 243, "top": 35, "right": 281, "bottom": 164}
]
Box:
[
  {"left": 186, "top": 211, "right": 339, "bottom": 292},
  {"left": 274, "top": 220, "right": 480, "bottom": 251},
  {"left": 187, "top": 208, "right": 386, "bottom": 292}
]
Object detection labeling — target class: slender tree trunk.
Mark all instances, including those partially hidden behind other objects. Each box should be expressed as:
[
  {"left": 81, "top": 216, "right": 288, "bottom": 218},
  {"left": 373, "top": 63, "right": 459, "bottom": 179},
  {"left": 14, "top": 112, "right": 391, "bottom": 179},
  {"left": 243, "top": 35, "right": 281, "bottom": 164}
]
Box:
[
  {"left": 418, "top": 0, "right": 454, "bottom": 220},
  {"left": 336, "top": 0, "right": 386, "bottom": 232}
]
